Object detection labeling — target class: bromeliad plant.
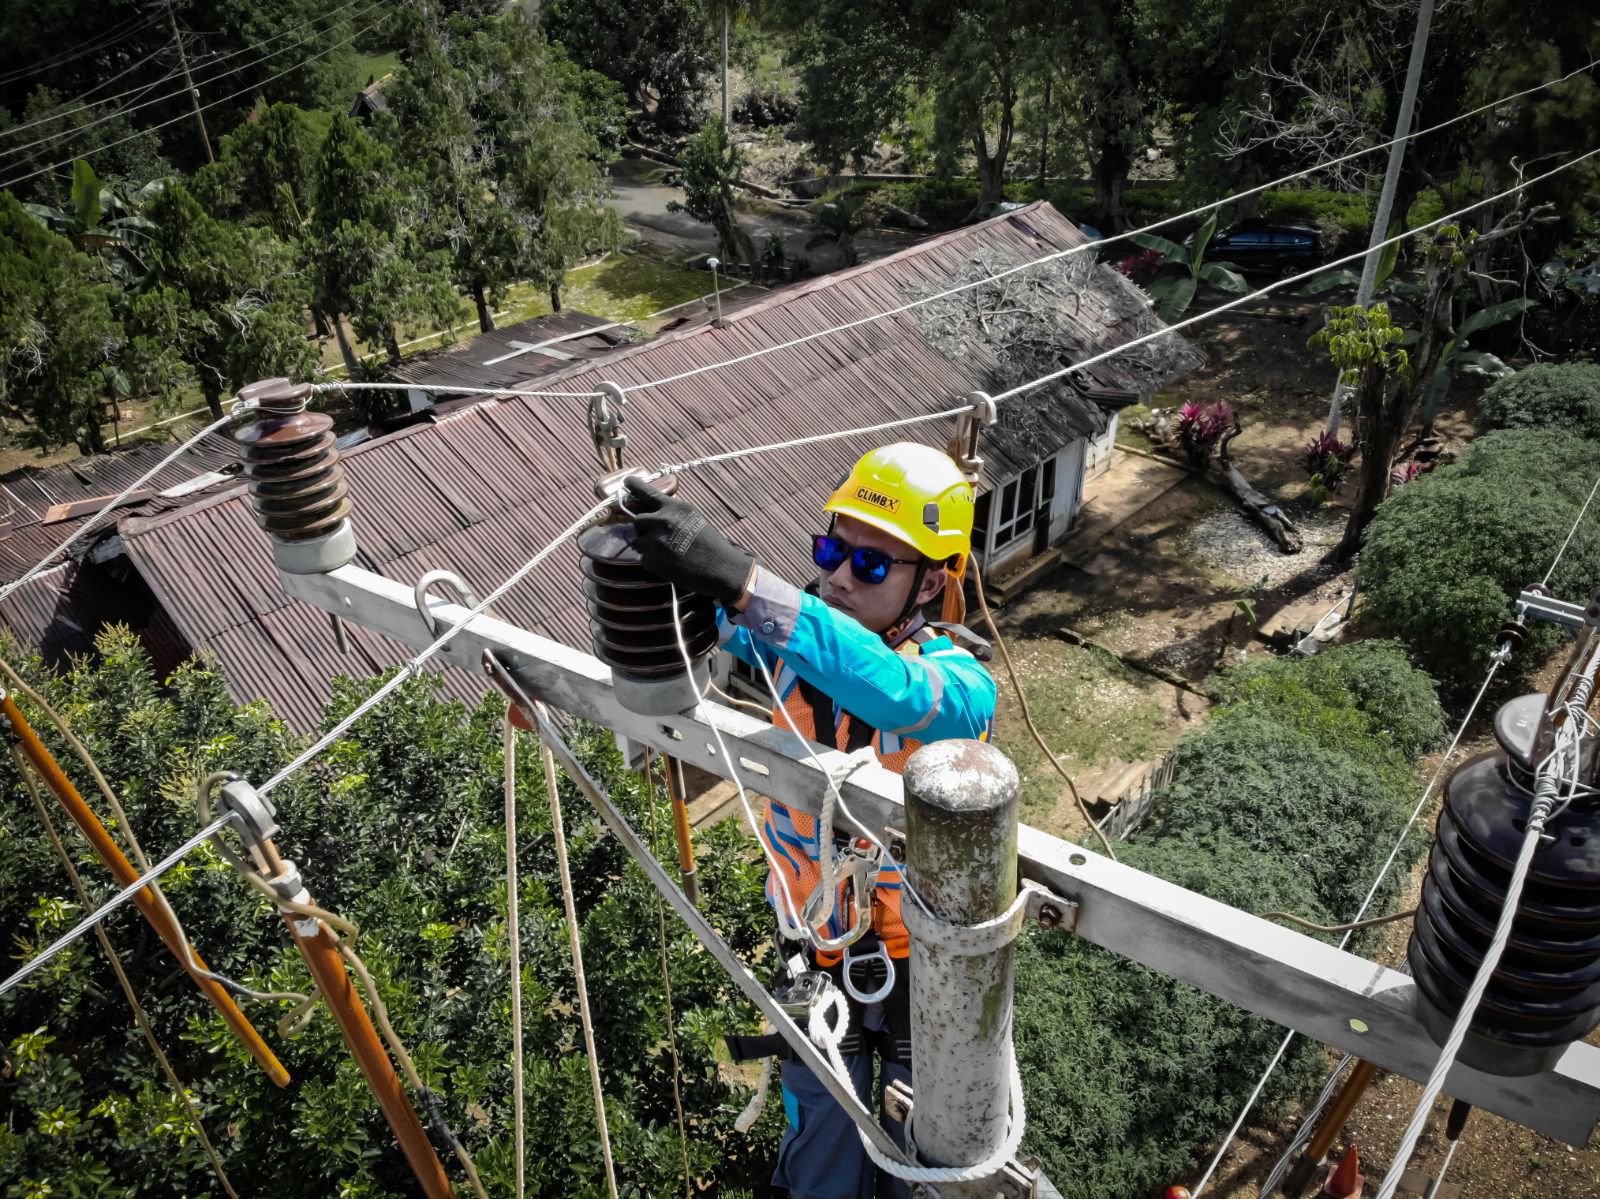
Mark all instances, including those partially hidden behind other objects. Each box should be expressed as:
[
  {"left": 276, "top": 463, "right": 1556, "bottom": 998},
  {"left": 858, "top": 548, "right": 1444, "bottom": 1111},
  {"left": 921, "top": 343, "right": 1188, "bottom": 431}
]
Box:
[
  {"left": 1176, "top": 399, "right": 1235, "bottom": 465},
  {"left": 1303, "top": 430, "right": 1353, "bottom": 504}
]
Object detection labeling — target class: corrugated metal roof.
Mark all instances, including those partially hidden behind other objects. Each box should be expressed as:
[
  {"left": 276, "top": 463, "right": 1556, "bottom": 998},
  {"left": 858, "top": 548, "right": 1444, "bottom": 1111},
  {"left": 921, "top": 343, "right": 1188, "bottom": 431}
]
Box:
[
  {"left": 0, "top": 559, "right": 188, "bottom": 674},
  {"left": 118, "top": 202, "right": 1197, "bottom": 731},
  {"left": 391, "top": 311, "right": 633, "bottom": 396},
  {"left": 0, "top": 423, "right": 241, "bottom": 582}
]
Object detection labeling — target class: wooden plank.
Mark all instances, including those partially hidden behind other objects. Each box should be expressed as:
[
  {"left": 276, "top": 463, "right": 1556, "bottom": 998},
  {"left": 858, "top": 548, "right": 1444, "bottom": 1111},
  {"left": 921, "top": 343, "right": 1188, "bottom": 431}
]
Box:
[{"left": 283, "top": 563, "right": 1600, "bottom": 1145}]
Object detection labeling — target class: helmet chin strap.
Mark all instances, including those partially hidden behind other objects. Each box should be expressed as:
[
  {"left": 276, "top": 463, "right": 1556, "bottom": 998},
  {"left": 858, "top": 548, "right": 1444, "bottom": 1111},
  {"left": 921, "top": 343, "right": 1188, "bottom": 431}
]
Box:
[{"left": 884, "top": 560, "right": 931, "bottom": 645}]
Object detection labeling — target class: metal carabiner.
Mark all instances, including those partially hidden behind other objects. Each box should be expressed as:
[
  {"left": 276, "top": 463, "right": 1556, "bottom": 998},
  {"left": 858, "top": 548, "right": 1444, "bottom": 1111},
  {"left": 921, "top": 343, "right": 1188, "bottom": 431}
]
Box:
[
  {"left": 414, "top": 569, "right": 486, "bottom": 638},
  {"left": 948, "top": 389, "right": 998, "bottom": 485},
  {"left": 841, "top": 938, "right": 895, "bottom": 1005},
  {"left": 801, "top": 847, "right": 879, "bottom": 954}
]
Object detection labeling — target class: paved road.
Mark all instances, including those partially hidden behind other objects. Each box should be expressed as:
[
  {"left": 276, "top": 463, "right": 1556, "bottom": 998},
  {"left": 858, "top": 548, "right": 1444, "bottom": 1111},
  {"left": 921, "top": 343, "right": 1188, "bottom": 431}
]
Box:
[{"left": 607, "top": 155, "right": 918, "bottom": 266}]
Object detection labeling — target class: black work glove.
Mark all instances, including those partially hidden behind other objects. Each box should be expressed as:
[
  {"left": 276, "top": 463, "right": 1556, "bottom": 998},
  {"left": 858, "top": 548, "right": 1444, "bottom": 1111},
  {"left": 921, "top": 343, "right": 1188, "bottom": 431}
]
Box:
[{"left": 624, "top": 478, "right": 756, "bottom": 606}]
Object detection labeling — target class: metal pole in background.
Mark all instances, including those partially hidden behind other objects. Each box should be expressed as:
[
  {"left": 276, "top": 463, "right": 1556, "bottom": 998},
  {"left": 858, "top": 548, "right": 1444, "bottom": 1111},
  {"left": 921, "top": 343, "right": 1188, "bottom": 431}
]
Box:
[
  {"left": 1324, "top": 0, "right": 1435, "bottom": 436},
  {"left": 903, "top": 740, "right": 1021, "bottom": 1196}
]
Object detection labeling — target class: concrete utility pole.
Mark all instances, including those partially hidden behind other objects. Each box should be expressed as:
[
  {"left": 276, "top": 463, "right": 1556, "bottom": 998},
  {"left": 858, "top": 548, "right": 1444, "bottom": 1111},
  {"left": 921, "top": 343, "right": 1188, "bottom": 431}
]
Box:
[
  {"left": 163, "top": 0, "right": 214, "bottom": 164},
  {"left": 903, "top": 740, "right": 1021, "bottom": 1195},
  {"left": 1324, "top": 0, "right": 1435, "bottom": 436}
]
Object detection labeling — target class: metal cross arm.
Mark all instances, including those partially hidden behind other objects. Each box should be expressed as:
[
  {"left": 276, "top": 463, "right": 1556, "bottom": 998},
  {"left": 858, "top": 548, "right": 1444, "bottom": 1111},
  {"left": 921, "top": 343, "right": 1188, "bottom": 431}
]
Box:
[{"left": 283, "top": 562, "right": 1600, "bottom": 1146}]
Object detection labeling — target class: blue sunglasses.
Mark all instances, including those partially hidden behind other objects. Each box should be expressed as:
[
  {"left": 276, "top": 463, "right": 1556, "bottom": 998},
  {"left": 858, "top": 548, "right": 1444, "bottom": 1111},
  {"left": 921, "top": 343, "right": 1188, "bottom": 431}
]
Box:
[{"left": 813, "top": 533, "right": 920, "bottom": 585}]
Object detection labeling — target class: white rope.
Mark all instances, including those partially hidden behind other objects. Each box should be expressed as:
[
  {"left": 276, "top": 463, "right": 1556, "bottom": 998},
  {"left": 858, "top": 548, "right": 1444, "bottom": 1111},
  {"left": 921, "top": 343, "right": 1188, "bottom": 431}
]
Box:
[
  {"left": 1191, "top": 658, "right": 1503, "bottom": 1195},
  {"left": 256, "top": 497, "right": 611, "bottom": 798},
  {"left": 502, "top": 714, "right": 527, "bottom": 1199},
  {"left": 535, "top": 711, "right": 620, "bottom": 1199},
  {"left": 0, "top": 408, "right": 241, "bottom": 603},
  {"left": 615, "top": 59, "right": 1598, "bottom": 401}
]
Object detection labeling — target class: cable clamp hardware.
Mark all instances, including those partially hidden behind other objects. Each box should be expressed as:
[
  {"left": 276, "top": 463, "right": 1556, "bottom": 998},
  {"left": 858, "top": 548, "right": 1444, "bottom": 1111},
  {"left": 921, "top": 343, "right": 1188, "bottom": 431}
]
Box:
[{"left": 901, "top": 881, "right": 1075, "bottom": 956}]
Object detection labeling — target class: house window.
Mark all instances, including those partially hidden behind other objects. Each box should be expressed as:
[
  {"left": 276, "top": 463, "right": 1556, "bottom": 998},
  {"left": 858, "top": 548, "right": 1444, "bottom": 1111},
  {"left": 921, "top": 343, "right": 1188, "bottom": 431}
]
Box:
[{"left": 991, "top": 462, "right": 1045, "bottom": 551}]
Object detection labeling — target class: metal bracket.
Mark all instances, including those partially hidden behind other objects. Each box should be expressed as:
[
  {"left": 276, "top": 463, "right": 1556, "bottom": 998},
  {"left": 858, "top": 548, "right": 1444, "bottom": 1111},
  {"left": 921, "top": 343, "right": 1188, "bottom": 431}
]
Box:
[
  {"left": 1024, "top": 883, "right": 1079, "bottom": 933},
  {"left": 1517, "top": 587, "right": 1589, "bottom": 631}
]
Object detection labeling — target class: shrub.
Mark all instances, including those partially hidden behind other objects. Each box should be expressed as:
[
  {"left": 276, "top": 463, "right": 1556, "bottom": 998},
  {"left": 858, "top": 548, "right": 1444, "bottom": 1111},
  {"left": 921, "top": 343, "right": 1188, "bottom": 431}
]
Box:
[
  {"left": 1212, "top": 640, "right": 1445, "bottom": 763},
  {"left": 1358, "top": 429, "right": 1600, "bottom": 684},
  {"left": 1479, "top": 363, "right": 1600, "bottom": 439},
  {"left": 1016, "top": 834, "right": 1329, "bottom": 1199}
]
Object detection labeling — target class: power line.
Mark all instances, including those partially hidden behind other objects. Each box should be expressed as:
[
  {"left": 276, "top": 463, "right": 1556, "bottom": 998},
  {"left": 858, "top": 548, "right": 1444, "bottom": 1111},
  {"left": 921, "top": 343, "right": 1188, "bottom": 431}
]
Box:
[
  {"left": 0, "top": 0, "right": 381, "bottom": 163},
  {"left": 7, "top": 136, "right": 1596, "bottom": 1012},
  {"left": 0, "top": 16, "right": 385, "bottom": 193},
  {"left": 0, "top": 14, "right": 159, "bottom": 89},
  {"left": 0, "top": 43, "right": 179, "bottom": 140},
  {"left": 0, "top": 0, "right": 368, "bottom": 142},
  {"left": 0, "top": 410, "right": 239, "bottom": 605},
  {"left": 605, "top": 60, "right": 1598, "bottom": 403},
  {"left": 0, "top": 814, "right": 236, "bottom": 999}
]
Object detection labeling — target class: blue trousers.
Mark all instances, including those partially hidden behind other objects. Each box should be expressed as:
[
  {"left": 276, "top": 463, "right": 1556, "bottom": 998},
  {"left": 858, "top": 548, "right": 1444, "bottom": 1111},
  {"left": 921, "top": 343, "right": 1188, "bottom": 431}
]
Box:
[{"left": 772, "top": 1030, "right": 911, "bottom": 1199}]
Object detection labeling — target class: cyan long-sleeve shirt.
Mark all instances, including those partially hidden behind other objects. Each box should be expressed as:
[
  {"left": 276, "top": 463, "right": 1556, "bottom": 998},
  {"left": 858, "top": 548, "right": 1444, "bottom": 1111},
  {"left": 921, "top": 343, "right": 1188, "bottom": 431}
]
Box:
[{"left": 717, "top": 567, "right": 996, "bottom": 747}]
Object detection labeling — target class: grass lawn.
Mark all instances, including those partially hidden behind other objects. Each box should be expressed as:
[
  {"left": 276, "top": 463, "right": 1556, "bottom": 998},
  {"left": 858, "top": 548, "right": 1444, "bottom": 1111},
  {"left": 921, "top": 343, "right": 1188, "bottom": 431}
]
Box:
[
  {"left": 324, "top": 251, "right": 716, "bottom": 370},
  {"left": 991, "top": 634, "right": 1172, "bottom": 819},
  {"left": 351, "top": 49, "right": 400, "bottom": 87}
]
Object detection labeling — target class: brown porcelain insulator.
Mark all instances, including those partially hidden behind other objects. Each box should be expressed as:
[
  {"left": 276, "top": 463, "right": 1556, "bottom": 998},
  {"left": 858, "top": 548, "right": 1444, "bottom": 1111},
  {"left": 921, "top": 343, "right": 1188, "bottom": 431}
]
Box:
[
  {"left": 578, "top": 524, "right": 718, "bottom": 680},
  {"left": 233, "top": 380, "right": 352, "bottom": 541}
]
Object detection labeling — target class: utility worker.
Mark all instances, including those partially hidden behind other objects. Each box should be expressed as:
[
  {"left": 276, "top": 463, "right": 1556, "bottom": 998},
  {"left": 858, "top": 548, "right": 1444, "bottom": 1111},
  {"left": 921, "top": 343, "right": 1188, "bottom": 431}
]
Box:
[{"left": 623, "top": 443, "right": 997, "bottom": 1199}]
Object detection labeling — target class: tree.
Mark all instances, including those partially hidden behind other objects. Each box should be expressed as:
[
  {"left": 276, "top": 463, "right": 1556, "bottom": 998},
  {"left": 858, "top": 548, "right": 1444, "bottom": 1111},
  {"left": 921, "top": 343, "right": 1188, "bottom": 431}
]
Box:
[
  {"left": 0, "top": 192, "right": 124, "bottom": 453},
  {"left": 1479, "top": 363, "right": 1600, "bottom": 439},
  {"left": 309, "top": 114, "right": 458, "bottom": 370},
  {"left": 774, "top": 0, "right": 1048, "bottom": 210},
  {"left": 0, "top": 628, "right": 782, "bottom": 1196},
  {"left": 673, "top": 117, "right": 754, "bottom": 266},
  {"left": 194, "top": 103, "right": 331, "bottom": 242},
  {"left": 542, "top": 0, "right": 713, "bottom": 133},
  {"left": 128, "top": 180, "right": 317, "bottom": 419},
  {"left": 20, "top": 159, "right": 161, "bottom": 285},
  {"left": 806, "top": 188, "right": 887, "bottom": 266},
  {"left": 1311, "top": 303, "right": 1411, "bottom": 560}
]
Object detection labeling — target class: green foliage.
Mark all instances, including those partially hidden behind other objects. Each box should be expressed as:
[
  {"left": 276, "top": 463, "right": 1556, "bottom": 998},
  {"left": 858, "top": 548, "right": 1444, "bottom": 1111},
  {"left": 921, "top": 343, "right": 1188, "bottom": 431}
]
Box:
[
  {"left": 127, "top": 179, "right": 318, "bottom": 418},
  {"left": 1128, "top": 212, "right": 1248, "bottom": 322},
  {"left": 806, "top": 189, "right": 888, "bottom": 266},
  {"left": 674, "top": 118, "right": 752, "bottom": 266},
  {"left": 0, "top": 629, "right": 780, "bottom": 1196},
  {"left": 0, "top": 192, "right": 123, "bottom": 453},
  {"left": 1309, "top": 302, "right": 1411, "bottom": 390},
  {"left": 1479, "top": 363, "right": 1600, "bottom": 440},
  {"left": 1211, "top": 640, "right": 1445, "bottom": 766},
  {"left": 1358, "top": 429, "right": 1600, "bottom": 684},
  {"left": 1018, "top": 645, "right": 1435, "bottom": 1195},
  {"left": 543, "top": 0, "right": 713, "bottom": 132}
]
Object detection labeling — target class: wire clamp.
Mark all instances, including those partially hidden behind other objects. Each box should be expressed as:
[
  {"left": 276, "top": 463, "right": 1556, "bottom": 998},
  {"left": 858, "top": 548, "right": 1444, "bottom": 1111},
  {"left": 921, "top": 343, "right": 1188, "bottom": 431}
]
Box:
[
  {"left": 588, "top": 381, "right": 629, "bottom": 471},
  {"left": 902, "top": 880, "right": 1073, "bottom": 955},
  {"left": 948, "top": 390, "right": 998, "bottom": 484},
  {"left": 208, "top": 774, "right": 280, "bottom": 873}
]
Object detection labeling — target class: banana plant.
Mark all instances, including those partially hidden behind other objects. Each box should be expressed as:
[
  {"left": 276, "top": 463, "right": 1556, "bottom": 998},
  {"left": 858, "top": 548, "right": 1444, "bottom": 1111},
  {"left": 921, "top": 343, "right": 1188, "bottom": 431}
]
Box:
[
  {"left": 1413, "top": 296, "right": 1534, "bottom": 422},
  {"left": 23, "top": 159, "right": 162, "bottom": 281},
  {"left": 1128, "top": 213, "right": 1249, "bottom": 322}
]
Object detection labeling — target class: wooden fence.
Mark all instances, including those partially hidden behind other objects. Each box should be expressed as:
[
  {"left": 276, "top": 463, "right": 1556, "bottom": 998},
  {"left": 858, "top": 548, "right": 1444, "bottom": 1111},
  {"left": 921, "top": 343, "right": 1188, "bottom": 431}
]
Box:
[{"left": 1094, "top": 753, "right": 1178, "bottom": 842}]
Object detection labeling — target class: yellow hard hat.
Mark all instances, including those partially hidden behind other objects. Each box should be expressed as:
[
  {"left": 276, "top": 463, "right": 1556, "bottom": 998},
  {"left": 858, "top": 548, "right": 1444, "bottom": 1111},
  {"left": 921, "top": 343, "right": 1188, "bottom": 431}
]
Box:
[{"left": 824, "top": 443, "right": 975, "bottom": 568}]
